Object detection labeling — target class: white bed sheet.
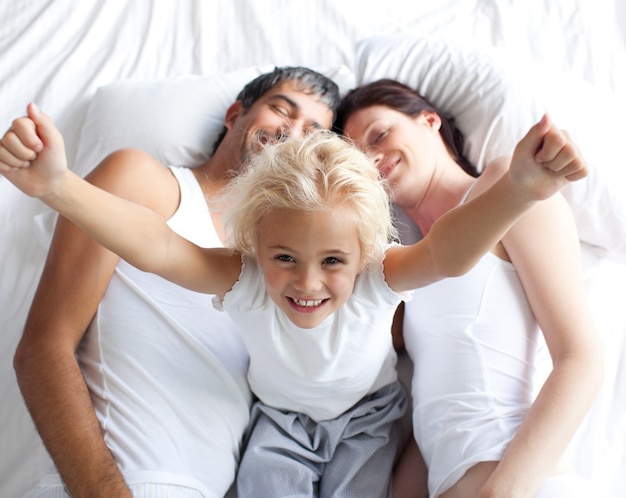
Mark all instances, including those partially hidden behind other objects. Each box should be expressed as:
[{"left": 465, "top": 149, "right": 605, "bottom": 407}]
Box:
[{"left": 1, "top": 2, "right": 625, "bottom": 497}]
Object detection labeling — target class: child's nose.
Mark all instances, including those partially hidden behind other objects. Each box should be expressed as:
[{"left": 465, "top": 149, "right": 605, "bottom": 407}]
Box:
[{"left": 294, "top": 267, "right": 322, "bottom": 291}]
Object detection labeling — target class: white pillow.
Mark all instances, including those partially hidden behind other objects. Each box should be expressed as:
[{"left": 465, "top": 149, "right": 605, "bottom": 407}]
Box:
[
  {"left": 72, "top": 65, "right": 356, "bottom": 178},
  {"left": 354, "top": 35, "right": 543, "bottom": 170},
  {"left": 534, "top": 67, "right": 626, "bottom": 261},
  {"left": 24, "top": 65, "right": 356, "bottom": 246},
  {"left": 354, "top": 35, "right": 626, "bottom": 260}
]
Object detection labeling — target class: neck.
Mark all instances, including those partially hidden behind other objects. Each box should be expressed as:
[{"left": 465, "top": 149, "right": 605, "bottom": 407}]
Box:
[
  {"left": 193, "top": 141, "right": 246, "bottom": 199},
  {"left": 193, "top": 161, "right": 227, "bottom": 199},
  {"left": 399, "top": 168, "right": 475, "bottom": 235}
]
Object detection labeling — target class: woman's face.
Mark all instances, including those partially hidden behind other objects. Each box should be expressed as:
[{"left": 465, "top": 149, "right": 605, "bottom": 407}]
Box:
[{"left": 342, "top": 105, "right": 441, "bottom": 204}]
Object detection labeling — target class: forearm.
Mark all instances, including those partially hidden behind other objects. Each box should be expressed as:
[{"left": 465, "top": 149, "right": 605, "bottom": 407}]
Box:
[
  {"left": 43, "top": 169, "right": 171, "bottom": 273},
  {"left": 393, "top": 436, "right": 429, "bottom": 498},
  {"left": 478, "top": 352, "right": 603, "bottom": 498},
  {"left": 15, "top": 344, "right": 132, "bottom": 497},
  {"left": 428, "top": 172, "right": 535, "bottom": 277}
]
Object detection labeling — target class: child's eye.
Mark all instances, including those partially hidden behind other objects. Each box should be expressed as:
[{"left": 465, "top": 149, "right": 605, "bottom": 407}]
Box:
[
  {"left": 323, "top": 256, "right": 342, "bottom": 265},
  {"left": 275, "top": 254, "right": 295, "bottom": 263}
]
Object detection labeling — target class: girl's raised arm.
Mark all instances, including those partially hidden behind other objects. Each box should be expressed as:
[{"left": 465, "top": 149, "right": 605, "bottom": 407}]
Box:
[
  {"left": 0, "top": 104, "right": 241, "bottom": 297},
  {"left": 384, "top": 115, "right": 588, "bottom": 292}
]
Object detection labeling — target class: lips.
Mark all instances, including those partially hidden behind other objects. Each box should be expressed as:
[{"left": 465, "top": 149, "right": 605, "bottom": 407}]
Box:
[
  {"left": 257, "top": 130, "right": 284, "bottom": 146},
  {"left": 378, "top": 158, "right": 399, "bottom": 179},
  {"left": 292, "top": 298, "right": 324, "bottom": 307},
  {"left": 288, "top": 296, "right": 328, "bottom": 313}
]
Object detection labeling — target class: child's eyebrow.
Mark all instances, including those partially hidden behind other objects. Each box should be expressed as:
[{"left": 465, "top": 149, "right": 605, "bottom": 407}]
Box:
[{"left": 269, "top": 245, "right": 352, "bottom": 256}]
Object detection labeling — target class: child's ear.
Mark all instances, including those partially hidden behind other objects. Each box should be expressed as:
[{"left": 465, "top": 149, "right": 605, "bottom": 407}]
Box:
[{"left": 358, "top": 258, "right": 368, "bottom": 274}]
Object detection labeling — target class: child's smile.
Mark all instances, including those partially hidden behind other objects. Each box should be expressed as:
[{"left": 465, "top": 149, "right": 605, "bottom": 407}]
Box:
[
  {"left": 256, "top": 207, "right": 363, "bottom": 329},
  {"left": 289, "top": 297, "right": 327, "bottom": 310}
]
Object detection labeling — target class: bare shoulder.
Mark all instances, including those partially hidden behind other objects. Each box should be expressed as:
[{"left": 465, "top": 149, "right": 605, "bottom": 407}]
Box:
[{"left": 83, "top": 148, "right": 181, "bottom": 216}]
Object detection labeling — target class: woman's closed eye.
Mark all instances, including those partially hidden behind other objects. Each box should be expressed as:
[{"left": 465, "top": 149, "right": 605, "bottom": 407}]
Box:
[
  {"left": 374, "top": 130, "right": 388, "bottom": 144},
  {"left": 369, "top": 127, "right": 388, "bottom": 145}
]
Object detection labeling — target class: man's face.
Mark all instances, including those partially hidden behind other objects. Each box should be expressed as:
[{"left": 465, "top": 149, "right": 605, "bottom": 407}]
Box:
[{"left": 225, "top": 80, "right": 335, "bottom": 162}]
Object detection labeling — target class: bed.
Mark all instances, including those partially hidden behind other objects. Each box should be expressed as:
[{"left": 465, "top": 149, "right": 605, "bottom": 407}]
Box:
[{"left": 1, "top": 2, "right": 625, "bottom": 497}]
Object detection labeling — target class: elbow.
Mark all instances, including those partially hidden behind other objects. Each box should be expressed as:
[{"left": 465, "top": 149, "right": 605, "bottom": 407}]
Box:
[
  {"left": 450, "top": 265, "right": 473, "bottom": 279},
  {"left": 584, "top": 335, "right": 605, "bottom": 395},
  {"left": 13, "top": 329, "right": 63, "bottom": 392},
  {"left": 13, "top": 335, "right": 35, "bottom": 391},
  {"left": 556, "top": 341, "right": 605, "bottom": 399},
  {"left": 428, "top": 246, "right": 478, "bottom": 280},
  {"left": 590, "top": 347, "right": 605, "bottom": 394},
  {"left": 444, "top": 258, "right": 477, "bottom": 279},
  {"left": 584, "top": 357, "right": 604, "bottom": 408}
]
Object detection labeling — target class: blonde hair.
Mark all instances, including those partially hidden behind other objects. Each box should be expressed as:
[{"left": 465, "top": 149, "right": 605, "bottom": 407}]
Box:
[{"left": 223, "top": 130, "right": 396, "bottom": 266}]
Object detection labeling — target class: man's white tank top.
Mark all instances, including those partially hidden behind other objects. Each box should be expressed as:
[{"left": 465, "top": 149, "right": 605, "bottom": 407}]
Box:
[{"left": 65, "top": 167, "right": 251, "bottom": 497}]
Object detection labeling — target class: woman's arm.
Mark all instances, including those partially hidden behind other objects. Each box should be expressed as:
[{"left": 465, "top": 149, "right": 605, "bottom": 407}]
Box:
[
  {"left": 393, "top": 435, "right": 429, "bottom": 498},
  {"left": 478, "top": 191, "right": 603, "bottom": 498}
]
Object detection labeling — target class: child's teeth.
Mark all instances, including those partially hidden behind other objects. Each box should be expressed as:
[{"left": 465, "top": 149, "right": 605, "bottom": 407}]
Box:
[{"left": 294, "top": 298, "right": 322, "bottom": 307}]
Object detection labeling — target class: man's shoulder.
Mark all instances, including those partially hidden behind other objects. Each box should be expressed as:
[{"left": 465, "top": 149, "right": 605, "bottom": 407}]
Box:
[
  {"left": 97, "top": 148, "right": 168, "bottom": 175},
  {"left": 86, "top": 148, "right": 181, "bottom": 212}
]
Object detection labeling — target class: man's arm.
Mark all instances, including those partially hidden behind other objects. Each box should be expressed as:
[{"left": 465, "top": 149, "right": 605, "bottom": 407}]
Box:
[
  {"left": 15, "top": 215, "right": 131, "bottom": 497},
  {"left": 13, "top": 149, "right": 182, "bottom": 497}
]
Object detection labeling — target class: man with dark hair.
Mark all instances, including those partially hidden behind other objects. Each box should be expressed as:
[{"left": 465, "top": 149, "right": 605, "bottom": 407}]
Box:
[{"left": 13, "top": 67, "right": 340, "bottom": 498}]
